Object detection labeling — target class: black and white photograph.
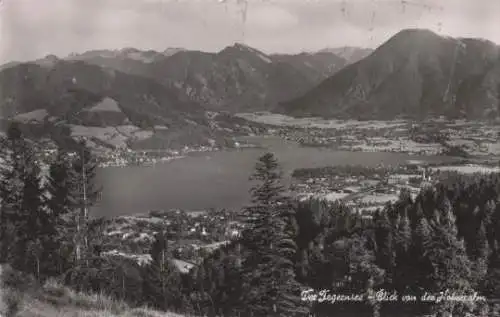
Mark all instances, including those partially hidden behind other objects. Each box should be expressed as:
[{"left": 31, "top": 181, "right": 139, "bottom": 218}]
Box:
[{"left": 0, "top": 0, "right": 500, "bottom": 316}]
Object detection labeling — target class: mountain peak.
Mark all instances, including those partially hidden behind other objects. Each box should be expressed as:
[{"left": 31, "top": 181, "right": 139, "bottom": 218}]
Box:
[
  {"left": 163, "top": 47, "right": 186, "bottom": 56},
  {"left": 233, "top": 42, "right": 253, "bottom": 50},
  {"left": 44, "top": 54, "right": 60, "bottom": 61},
  {"left": 372, "top": 28, "right": 456, "bottom": 57},
  {"left": 279, "top": 30, "right": 500, "bottom": 120},
  {"left": 35, "top": 54, "right": 60, "bottom": 67},
  {"left": 387, "top": 28, "right": 447, "bottom": 44},
  {"left": 119, "top": 47, "right": 141, "bottom": 54},
  {"left": 394, "top": 28, "right": 438, "bottom": 36},
  {"left": 218, "top": 43, "right": 272, "bottom": 63},
  {"left": 223, "top": 43, "right": 263, "bottom": 55}
]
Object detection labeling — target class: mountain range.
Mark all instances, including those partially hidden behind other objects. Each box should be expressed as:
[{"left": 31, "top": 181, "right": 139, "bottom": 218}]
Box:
[
  {"left": 0, "top": 60, "right": 245, "bottom": 150},
  {"left": 61, "top": 44, "right": 362, "bottom": 112},
  {"left": 0, "top": 44, "right": 367, "bottom": 150},
  {"left": 278, "top": 29, "right": 500, "bottom": 120},
  {"left": 3, "top": 28, "right": 499, "bottom": 151}
]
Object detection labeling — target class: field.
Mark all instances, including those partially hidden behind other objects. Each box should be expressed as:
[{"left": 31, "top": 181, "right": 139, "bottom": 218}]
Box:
[
  {"left": 430, "top": 164, "right": 500, "bottom": 174},
  {"left": 236, "top": 112, "right": 407, "bottom": 130},
  {"left": 69, "top": 125, "right": 154, "bottom": 149},
  {"left": 237, "top": 112, "right": 500, "bottom": 158}
]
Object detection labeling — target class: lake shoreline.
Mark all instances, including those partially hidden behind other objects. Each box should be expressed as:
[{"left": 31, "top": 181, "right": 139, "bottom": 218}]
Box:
[{"left": 92, "top": 136, "right": 469, "bottom": 218}]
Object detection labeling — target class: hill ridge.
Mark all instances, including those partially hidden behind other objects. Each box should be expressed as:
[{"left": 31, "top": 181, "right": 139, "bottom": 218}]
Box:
[{"left": 277, "top": 28, "right": 500, "bottom": 120}]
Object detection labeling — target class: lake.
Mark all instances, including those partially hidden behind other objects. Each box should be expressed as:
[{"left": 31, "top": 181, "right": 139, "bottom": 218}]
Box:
[{"left": 92, "top": 136, "right": 456, "bottom": 218}]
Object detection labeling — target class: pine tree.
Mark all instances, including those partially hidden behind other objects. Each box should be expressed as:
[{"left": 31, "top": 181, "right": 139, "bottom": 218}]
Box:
[
  {"left": 221, "top": 251, "right": 244, "bottom": 316},
  {"left": 150, "top": 230, "right": 169, "bottom": 265},
  {"left": 374, "top": 211, "right": 395, "bottom": 285},
  {"left": 398, "top": 187, "right": 412, "bottom": 205},
  {"left": 248, "top": 153, "right": 284, "bottom": 206},
  {"left": 343, "top": 234, "right": 384, "bottom": 317},
  {"left": 240, "top": 153, "right": 285, "bottom": 252},
  {"left": 424, "top": 207, "right": 474, "bottom": 316},
  {"left": 17, "top": 148, "right": 46, "bottom": 279},
  {"left": 298, "top": 248, "right": 309, "bottom": 281},
  {"left": 0, "top": 123, "right": 27, "bottom": 263},
  {"left": 484, "top": 247, "right": 500, "bottom": 298},
  {"left": 471, "top": 222, "right": 490, "bottom": 288},
  {"left": 45, "top": 149, "right": 79, "bottom": 274},
  {"left": 46, "top": 149, "right": 77, "bottom": 219},
  {"left": 6, "top": 122, "right": 23, "bottom": 141},
  {"left": 397, "top": 209, "right": 412, "bottom": 253},
  {"left": 239, "top": 153, "right": 309, "bottom": 317},
  {"left": 413, "top": 216, "right": 433, "bottom": 292},
  {"left": 71, "top": 141, "right": 101, "bottom": 264},
  {"left": 425, "top": 210, "right": 471, "bottom": 290},
  {"left": 483, "top": 199, "right": 496, "bottom": 244},
  {"left": 143, "top": 231, "right": 183, "bottom": 311},
  {"left": 272, "top": 208, "right": 310, "bottom": 317},
  {"left": 394, "top": 209, "right": 412, "bottom": 292},
  {"left": 0, "top": 123, "right": 47, "bottom": 280},
  {"left": 415, "top": 201, "right": 425, "bottom": 220}
]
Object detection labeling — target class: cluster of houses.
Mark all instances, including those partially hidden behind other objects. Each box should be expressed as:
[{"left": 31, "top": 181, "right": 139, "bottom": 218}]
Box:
[
  {"left": 292, "top": 163, "right": 435, "bottom": 217},
  {"left": 103, "top": 208, "right": 244, "bottom": 268},
  {"left": 96, "top": 149, "right": 183, "bottom": 167}
]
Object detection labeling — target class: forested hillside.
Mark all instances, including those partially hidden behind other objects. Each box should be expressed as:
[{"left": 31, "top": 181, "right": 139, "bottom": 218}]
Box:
[{"left": 2, "top": 122, "right": 500, "bottom": 316}]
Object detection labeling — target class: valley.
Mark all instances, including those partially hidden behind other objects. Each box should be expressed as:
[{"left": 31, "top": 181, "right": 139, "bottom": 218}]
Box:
[{"left": 85, "top": 111, "right": 500, "bottom": 285}]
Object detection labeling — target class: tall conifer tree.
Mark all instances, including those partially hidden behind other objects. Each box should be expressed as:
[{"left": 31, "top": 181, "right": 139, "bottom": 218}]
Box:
[
  {"left": 0, "top": 123, "right": 47, "bottom": 279},
  {"left": 71, "top": 140, "right": 101, "bottom": 264},
  {"left": 240, "top": 153, "right": 309, "bottom": 317}
]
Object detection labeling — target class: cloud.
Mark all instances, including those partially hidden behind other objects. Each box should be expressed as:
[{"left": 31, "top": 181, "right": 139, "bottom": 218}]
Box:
[
  {"left": 246, "top": 3, "right": 298, "bottom": 31},
  {"left": 0, "top": 0, "right": 499, "bottom": 63}
]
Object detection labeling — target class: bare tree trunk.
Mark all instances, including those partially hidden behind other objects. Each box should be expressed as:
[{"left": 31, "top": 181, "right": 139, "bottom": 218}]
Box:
[
  {"left": 36, "top": 256, "right": 40, "bottom": 281},
  {"left": 82, "top": 151, "right": 89, "bottom": 267},
  {"left": 0, "top": 206, "right": 4, "bottom": 262},
  {"left": 75, "top": 148, "right": 89, "bottom": 266},
  {"left": 75, "top": 215, "right": 81, "bottom": 264}
]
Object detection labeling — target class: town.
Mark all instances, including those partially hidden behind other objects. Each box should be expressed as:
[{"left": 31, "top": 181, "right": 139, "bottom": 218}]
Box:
[
  {"left": 98, "top": 159, "right": 500, "bottom": 273},
  {"left": 31, "top": 115, "right": 500, "bottom": 274},
  {"left": 240, "top": 113, "right": 500, "bottom": 157},
  {"left": 100, "top": 208, "right": 243, "bottom": 273}
]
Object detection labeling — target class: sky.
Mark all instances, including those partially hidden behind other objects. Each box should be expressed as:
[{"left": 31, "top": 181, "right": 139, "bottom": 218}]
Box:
[{"left": 0, "top": 0, "right": 499, "bottom": 64}]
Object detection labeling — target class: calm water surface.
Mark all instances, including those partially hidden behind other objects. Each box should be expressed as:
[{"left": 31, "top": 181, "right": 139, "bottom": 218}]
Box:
[{"left": 92, "top": 136, "right": 455, "bottom": 217}]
